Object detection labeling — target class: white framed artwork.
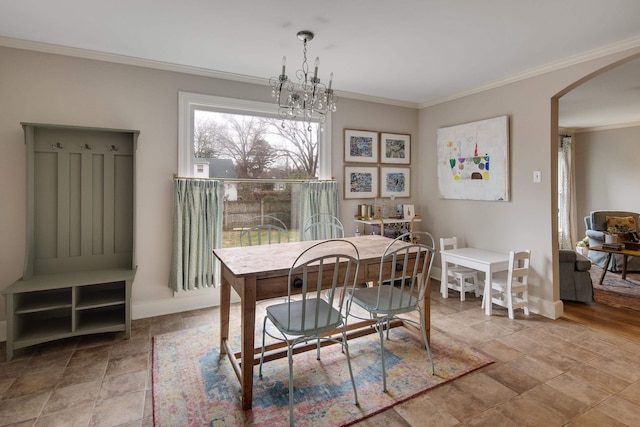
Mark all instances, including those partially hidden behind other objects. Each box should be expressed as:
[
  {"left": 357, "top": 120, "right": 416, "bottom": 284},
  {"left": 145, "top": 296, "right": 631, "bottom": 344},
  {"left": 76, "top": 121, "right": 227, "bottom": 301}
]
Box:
[
  {"left": 380, "top": 132, "right": 410, "bottom": 164},
  {"left": 344, "top": 129, "right": 379, "bottom": 163},
  {"left": 344, "top": 166, "right": 378, "bottom": 199},
  {"left": 380, "top": 166, "right": 410, "bottom": 198}
]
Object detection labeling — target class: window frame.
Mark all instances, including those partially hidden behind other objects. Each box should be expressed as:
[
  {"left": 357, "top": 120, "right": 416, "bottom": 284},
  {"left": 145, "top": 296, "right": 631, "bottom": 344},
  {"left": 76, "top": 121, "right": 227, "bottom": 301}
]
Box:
[{"left": 178, "top": 92, "right": 332, "bottom": 179}]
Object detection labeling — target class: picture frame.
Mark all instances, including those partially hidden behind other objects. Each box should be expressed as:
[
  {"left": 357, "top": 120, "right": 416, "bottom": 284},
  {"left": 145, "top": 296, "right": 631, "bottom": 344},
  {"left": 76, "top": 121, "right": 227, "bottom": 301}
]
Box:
[
  {"left": 380, "top": 132, "right": 411, "bottom": 164},
  {"left": 403, "top": 204, "right": 415, "bottom": 220},
  {"left": 344, "top": 129, "right": 379, "bottom": 163},
  {"left": 344, "top": 166, "right": 378, "bottom": 199},
  {"left": 380, "top": 166, "right": 410, "bottom": 198}
]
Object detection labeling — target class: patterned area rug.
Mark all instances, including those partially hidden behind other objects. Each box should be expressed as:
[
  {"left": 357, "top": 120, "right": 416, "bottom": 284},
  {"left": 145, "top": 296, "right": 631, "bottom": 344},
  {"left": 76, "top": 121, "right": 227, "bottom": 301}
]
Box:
[
  {"left": 590, "top": 264, "right": 640, "bottom": 311},
  {"left": 153, "top": 323, "right": 493, "bottom": 426}
]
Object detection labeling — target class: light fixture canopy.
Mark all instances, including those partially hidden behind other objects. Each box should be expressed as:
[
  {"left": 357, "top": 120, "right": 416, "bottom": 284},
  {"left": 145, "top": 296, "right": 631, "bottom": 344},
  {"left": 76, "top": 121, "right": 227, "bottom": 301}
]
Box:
[{"left": 270, "top": 30, "right": 337, "bottom": 130}]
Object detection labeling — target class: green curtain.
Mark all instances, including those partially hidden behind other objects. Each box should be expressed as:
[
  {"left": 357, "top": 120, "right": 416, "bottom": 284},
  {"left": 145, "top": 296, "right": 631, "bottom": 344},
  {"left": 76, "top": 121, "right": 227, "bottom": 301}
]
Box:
[
  {"left": 300, "top": 181, "right": 339, "bottom": 233},
  {"left": 169, "top": 178, "right": 224, "bottom": 291}
]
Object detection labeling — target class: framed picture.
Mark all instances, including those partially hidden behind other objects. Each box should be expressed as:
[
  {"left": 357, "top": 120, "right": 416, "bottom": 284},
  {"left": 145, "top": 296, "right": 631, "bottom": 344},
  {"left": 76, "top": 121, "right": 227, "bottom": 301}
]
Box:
[
  {"left": 380, "top": 167, "right": 410, "bottom": 198},
  {"left": 380, "top": 132, "right": 410, "bottom": 164},
  {"left": 403, "top": 204, "right": 415, "bottom": 220},
  {"left": 344, "top": 129, "right": 379, "bottom": 163},
  {"left": 436, "top": 115, "right": 509, "bottom": 201},
  {"left": 344, "top": 166, "right": 378, "bottom": 199}
]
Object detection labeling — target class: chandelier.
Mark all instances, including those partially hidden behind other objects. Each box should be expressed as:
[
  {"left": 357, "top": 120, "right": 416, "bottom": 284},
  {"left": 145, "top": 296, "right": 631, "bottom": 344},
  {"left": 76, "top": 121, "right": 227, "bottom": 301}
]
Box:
[{"left": 270, "top": 30, "right": 337, "bottom": 130}]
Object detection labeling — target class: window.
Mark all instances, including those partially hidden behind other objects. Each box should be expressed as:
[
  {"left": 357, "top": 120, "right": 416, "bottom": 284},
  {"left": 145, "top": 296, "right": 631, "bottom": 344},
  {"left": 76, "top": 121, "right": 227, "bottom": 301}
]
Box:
[
  {"left": 178, "top": 92, "right": 331, "bottom": 179},
  {"left": 178, "top": 92, "right": 333, "bottom": 246}
]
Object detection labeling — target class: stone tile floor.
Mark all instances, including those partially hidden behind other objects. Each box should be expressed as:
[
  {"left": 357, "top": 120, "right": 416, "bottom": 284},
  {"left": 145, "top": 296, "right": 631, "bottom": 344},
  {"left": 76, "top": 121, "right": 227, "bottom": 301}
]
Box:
[{"left": 1, "top": 286, "right": 640, "bottom": 426}]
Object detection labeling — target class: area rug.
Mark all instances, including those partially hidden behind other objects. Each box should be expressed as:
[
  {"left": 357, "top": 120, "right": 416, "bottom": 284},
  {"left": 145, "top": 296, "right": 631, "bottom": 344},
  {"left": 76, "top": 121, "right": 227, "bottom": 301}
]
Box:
[
  {"left": 589, "top": 264, "right": 640, "bottom": 311},
  {"left": 153, "top": 324, "right": 493, "bottom": 426}
]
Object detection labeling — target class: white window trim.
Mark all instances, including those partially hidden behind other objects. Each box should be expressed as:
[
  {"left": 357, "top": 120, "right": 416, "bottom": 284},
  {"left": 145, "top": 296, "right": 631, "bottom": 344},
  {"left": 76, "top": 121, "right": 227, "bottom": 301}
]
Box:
[{"left": 178, "top": 92, "right": 332, "bottom": 179}]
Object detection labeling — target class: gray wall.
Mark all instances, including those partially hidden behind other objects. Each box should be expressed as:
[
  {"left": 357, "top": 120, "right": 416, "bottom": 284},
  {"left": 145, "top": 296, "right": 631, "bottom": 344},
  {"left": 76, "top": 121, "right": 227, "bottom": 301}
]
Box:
[
  {"left": 2, "top": 43, "right": 640, "bottom": 333},
  {"left": 575, "top": 125, "right": 640, "bottom": 238},
  {"left": 417, "top": 48, "right": 640, "bottom": 319},
  {"left": 0, "top": 46, "right": 418, "bottom": 327}
]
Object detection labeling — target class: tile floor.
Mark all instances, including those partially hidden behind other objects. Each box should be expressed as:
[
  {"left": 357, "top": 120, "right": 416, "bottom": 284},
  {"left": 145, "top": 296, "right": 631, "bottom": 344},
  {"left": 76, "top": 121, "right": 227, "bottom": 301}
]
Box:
[{"left": 1, "top": 286, "right": 640, "bottom": 426}]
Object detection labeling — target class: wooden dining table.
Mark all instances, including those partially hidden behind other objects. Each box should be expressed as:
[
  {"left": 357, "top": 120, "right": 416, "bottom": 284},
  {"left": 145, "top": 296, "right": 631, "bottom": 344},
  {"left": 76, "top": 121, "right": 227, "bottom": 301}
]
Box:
[{"left": 213, "top": 234, "right": 431, "bottom": 410}]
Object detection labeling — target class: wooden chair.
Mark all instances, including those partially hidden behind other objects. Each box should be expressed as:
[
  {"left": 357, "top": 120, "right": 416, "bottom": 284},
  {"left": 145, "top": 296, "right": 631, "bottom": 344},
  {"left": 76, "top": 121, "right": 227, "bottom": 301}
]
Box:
[
  {"left": 484, "top": 250, "right": 531, "bottom": 319},
  {"left": 347, "top": 232, "right": 435, "bottom": 392},
  {"left": 439, "top": 237, "right": 480, "bottom": 301},
  {"left": 258, "top": 239, "right": 360, "bottom": 426},
  {"left": 239, "top": 215, "right": 288, "bottom": 246},
  {"left": 301, "top": 213, "right": 345, "bottom": 240}
]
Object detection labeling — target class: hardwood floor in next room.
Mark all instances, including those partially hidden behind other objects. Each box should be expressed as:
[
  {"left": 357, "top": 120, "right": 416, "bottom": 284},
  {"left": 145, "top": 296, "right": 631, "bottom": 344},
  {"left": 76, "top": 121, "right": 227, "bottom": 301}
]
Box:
[{"left": 562, "top": 299, "right": 640, "bottom": 343}]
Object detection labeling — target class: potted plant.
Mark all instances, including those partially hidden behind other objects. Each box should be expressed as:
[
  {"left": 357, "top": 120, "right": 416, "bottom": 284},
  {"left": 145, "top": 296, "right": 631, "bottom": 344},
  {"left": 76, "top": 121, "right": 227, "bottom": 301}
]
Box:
[
  {"left": 604, "top": 225, "right": 634, "bottom": 244},
  {"left": 576, "top": 237, "right": 589, "bottom": 256}
]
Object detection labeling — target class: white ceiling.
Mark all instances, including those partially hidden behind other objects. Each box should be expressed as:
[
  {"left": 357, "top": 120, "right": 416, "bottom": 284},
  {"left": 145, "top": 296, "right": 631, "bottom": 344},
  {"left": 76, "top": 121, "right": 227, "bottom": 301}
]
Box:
[{"left": 1, "top": 0, "right": 640, "bottom": 128}]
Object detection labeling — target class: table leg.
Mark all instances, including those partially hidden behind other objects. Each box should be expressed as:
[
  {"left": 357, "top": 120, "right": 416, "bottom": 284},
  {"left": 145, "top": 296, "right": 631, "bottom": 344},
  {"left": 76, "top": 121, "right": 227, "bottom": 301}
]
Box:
[
  {"left": 220, "top": 269, "right": 230, "bottom": 354},
  {"left": 240, "top": 276, "right": 257, "bottom": 410},
  {"left": 440, "top": 259, "right": 449, "bottom": 298},
  {"left": 599, "top": 253, "right": 613, "bottom": 286},
  {"left": 621, "top": 255, "right": 628, "bottom": 280},
  {"left": 484, "top": 268, "right": 492, "bottom": 315}
]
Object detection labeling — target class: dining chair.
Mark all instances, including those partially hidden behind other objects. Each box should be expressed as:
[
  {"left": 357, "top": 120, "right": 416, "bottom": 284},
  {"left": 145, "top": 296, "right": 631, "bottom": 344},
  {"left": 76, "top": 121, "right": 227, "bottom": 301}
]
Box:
[
  {"left": 258, "top": 239, "right": 360, "bottom": 426},
  {"left": 301, "top": 213, "right": 345, "bottom": 240},
  {"left": 483, "top": 250, "right": 531, "bottom": 319},
  {"left": 439, "top": 237, "right": 480, "bottom": 301},
  {"left": 239, "top": 214, "right": 289, "bottom": 246},
  {"left": 346, "top": 231, "right": 435, "bottom": 392}
]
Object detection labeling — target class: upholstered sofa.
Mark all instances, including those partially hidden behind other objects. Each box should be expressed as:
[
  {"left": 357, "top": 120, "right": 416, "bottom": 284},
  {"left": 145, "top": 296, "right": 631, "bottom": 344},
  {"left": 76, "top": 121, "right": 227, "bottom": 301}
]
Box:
[
  {"left": 584, "top": 210, "right": 640, "bottom": 272},
  {"left": 559, "top": 249, "right": 593, "bottom": 303}
]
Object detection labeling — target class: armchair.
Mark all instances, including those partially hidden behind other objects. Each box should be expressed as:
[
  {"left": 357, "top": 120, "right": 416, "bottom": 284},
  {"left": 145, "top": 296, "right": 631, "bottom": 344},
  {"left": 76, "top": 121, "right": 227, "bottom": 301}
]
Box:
[
  {"left": 585, "top": 210, "right": 640, "bottom": 272},
  {"left": 559, "top": 249, "right": 593, "bottom": 303}
]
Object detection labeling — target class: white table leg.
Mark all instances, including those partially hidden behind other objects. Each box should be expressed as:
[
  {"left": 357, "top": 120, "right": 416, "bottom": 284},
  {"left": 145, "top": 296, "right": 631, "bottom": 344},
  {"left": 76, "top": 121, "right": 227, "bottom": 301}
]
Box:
[
  {"left": 440, "top": 258, "right": 449, "bottom": 298},
  {"left": 484, "top": 269, "right": 492, "bottom": 315}
]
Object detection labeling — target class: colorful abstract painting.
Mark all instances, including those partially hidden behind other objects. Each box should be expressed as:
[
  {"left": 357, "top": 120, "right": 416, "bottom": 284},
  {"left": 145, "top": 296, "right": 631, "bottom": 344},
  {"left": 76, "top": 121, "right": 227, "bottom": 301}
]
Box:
[
  {"left": 436, "top": 116, "right": 509, "bottom": 201},
  {"left": 344, "top": 130, "right": 378, "bottom": 163},
  {"left": 381, "top": 167, "right": 410, "bottom": 198},
  {"left": 344, "top": 166, "right": 378, "bottom": 199}
]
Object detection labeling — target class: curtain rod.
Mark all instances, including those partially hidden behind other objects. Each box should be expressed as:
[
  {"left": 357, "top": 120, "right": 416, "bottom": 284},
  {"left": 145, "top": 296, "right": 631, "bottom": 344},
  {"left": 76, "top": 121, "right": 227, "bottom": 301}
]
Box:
[{"left": 172, "top": 174, "right": 335, "bottom": 184}]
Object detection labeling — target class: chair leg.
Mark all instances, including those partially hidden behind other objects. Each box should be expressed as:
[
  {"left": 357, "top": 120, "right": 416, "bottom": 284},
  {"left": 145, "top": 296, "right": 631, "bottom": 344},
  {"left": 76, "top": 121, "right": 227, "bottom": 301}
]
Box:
[
  {"left": 507, "top": 292, "right": 514, "bottom": 320},
  {"left": 377, "top": 320, "right": 388, "bottom": 392},
  {"left": 419, "top": 309, "right": 435, "bottom": 375},
  {"left": 341, "top": 328, "right": 359, "bottom": 406},
  {"left": 317, "top": 338, "right": 321, "bottom": 360},
  {"left": 288, "top": 344, "right": 295, "bottom": 427},
  {"left": 473, "top": 275, "right": 480, "bottom": 297},
  {"left": 459, "top": 277, "right": 466, "bottom": 302},
  {"left": 259, "top": 316, "right": 268, "bottom": 378}
]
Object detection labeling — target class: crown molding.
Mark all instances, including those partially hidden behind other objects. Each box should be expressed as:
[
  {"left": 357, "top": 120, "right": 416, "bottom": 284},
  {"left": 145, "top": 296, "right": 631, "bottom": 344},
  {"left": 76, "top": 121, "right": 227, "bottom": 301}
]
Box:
[
  {"left": 572, "top": 121, "right": 640, "bottom": 133},
  {"left": 0, "top": 36, "right": 419, "bottom": 109},
  {"left": 3, "top": 34, "right": 639, "bottom": 111},
  {"left": 419, "top": 35, "right": 640, "bottom": 109}
]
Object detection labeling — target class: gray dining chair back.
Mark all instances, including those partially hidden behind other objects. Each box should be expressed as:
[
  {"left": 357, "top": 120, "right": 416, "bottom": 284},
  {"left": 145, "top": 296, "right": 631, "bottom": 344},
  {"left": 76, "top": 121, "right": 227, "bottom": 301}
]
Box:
[
  {"left": 239, "top": 215, "right": 289, "bottom": 246},
  {"left": 347, "top": 231, "right": 435, "bottom": 392},
  {"left": 302, "top": 213, "right": 345, "bottom": 240},
  {"left": 258, "top": 239, "right": 360, "bottom": 426}
]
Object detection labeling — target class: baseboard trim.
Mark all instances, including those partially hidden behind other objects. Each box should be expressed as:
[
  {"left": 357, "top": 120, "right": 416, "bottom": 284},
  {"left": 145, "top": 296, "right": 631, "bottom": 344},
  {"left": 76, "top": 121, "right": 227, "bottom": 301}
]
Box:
[
  {"left": 432, "top": 266, "right": 561, "bottom": 319},
  {"left": 132, "top": 287, "right": 239, "bottom": 320}
]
